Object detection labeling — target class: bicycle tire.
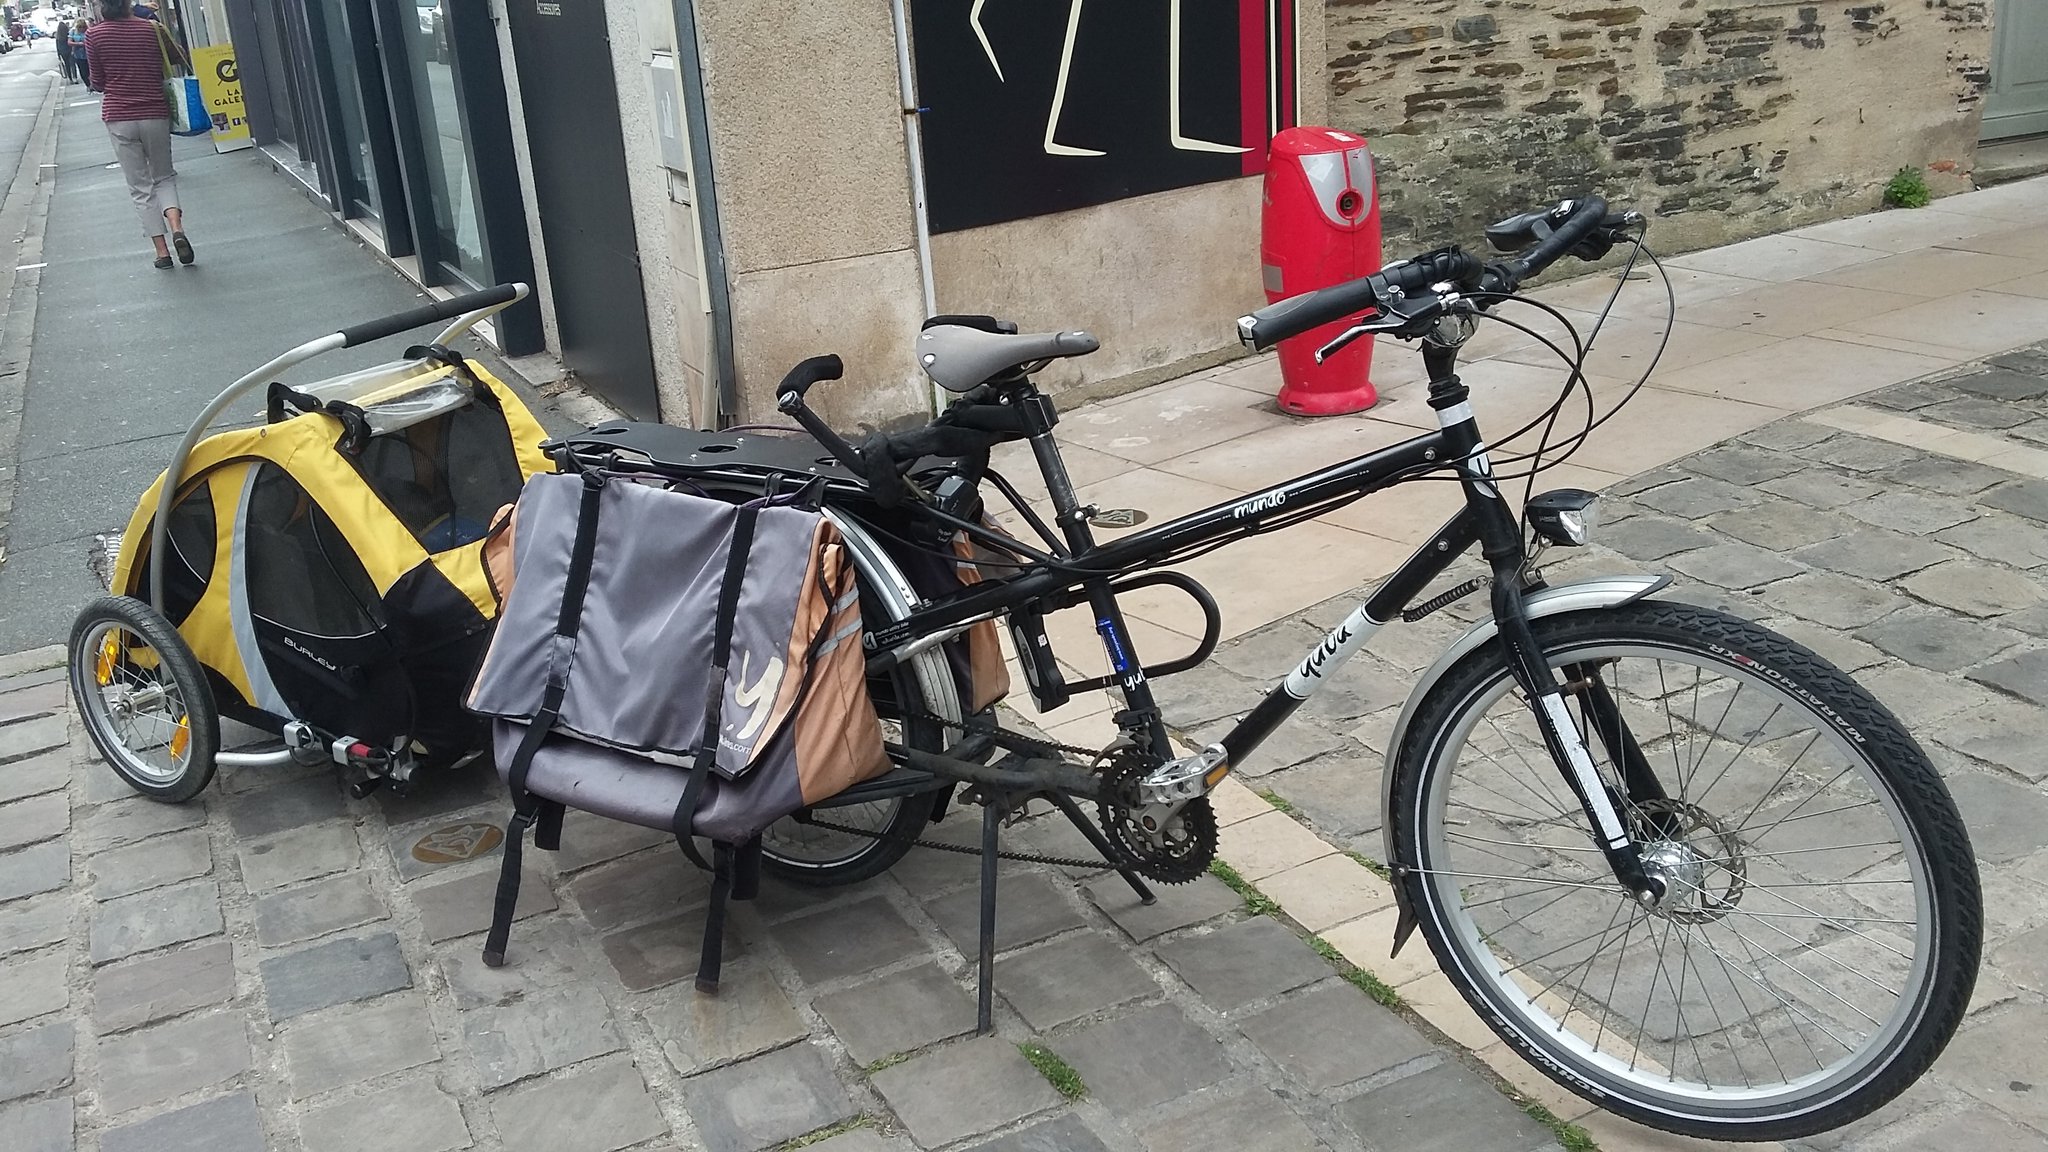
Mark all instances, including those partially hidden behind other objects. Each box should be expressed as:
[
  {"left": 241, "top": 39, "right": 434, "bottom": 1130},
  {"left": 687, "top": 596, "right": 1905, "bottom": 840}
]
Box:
[
  {"left": 69, "top": 595, "right": 220, "bottom": 803},
  {"left": 1388, "top": 599, "right": 1979, "bottom": 1141}
]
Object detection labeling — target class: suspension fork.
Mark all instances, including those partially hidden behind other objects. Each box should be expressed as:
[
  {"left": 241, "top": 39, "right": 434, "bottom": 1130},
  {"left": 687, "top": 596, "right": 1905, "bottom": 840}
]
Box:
[{"left": 1424, "top": 347, "right": 1664, "bottom": 905}]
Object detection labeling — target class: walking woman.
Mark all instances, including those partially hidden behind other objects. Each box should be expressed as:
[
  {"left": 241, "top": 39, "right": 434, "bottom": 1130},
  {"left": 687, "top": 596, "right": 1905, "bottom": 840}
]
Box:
[
  {"left": 86, "top": 0, "right": 193, "bottom": 269},
  {"left": 53, "top": 18, "right": 73, "bottom": 84},
  {"left": 69, "top": 18, "right": 89, "bottom": 89}
]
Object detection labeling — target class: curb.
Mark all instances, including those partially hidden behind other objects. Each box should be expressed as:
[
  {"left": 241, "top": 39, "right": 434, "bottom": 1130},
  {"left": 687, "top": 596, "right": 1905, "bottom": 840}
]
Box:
[{"left": 0, "top": 72, "right": 63, "bottom": 570}]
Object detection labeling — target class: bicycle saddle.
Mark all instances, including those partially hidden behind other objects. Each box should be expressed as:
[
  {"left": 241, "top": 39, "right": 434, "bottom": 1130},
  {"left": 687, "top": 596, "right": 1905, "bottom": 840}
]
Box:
[{"left": 916, "top": 324, "right": 1099, "bottom": 393}]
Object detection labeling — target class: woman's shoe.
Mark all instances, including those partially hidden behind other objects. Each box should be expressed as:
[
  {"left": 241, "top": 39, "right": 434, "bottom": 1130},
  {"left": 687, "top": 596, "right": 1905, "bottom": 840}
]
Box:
[
  {"left": 153, "top": 255, "right": 173, "bottom": 270},
  {"left": 170, "top": 231, "right": 194, "bottom": 265}
]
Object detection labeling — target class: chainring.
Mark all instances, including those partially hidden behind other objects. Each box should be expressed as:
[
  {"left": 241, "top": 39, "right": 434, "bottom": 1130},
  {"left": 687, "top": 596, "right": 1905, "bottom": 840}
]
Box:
[{"left": 1095, "top": 748, "right": 1217, "bottom": 884}]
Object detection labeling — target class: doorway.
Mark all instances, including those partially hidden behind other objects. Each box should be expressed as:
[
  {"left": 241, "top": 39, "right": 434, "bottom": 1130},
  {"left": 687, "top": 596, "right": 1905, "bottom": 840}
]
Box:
[
  {"left": 1985, "top": 0, "right": 2048, "bottom": 141},
  {"left": 502, "top": 0, "right": 659, "bottom": 420}
]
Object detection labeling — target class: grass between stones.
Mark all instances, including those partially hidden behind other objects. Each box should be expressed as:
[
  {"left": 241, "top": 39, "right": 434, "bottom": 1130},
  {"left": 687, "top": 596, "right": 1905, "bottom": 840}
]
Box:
[
  {"left": 1518, "top": 1101, "right": 1598, "bottom": 1152},
  {"left": 861, "top": 1052, "right": 911, "bottom": 1075},
  {"left": 1205, "top": 859, "right": 1281, "bottom": 917},
  {"left": 777, "top": 1115, "right": 874, "bottom": 1149},
  {"left": 1305, "top": 933, "right": 1404, "bottom": 1010},
  {"left": 1256, "top": 788, "right": 1297, "bottom": 816},
  {"left": 1019, "top": 1042, "right": 1087, "bottom": 1099}
]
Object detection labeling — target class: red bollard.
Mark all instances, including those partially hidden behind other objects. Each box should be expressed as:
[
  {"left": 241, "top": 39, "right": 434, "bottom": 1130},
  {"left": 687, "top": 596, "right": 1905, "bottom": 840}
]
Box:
[{"left": 1261, "top": 128, "right": 1384, "bottom": 416}]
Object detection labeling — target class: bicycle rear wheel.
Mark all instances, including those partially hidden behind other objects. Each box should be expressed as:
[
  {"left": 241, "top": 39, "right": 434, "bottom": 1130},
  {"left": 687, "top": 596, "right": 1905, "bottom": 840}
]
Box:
[{"left": 1389, "top": 600, "right": 1979, "bottom": 1141}]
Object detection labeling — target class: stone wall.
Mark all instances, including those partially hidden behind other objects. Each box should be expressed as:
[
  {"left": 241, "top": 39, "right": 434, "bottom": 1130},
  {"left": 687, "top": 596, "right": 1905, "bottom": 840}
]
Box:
[{"left": 1326, "top": 1, "right": 1995, "bottom": 259}]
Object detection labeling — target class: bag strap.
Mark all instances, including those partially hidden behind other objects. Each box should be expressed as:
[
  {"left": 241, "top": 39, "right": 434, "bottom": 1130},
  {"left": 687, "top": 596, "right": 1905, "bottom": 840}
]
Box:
[
  {"left": 670, "top": 501, "right": 760, "bottom": 870},
  {"left": 482, "top": 471, "right": 606, "bottom": 967},
  {"left": 153, "top": 22, "right": 181, "bottom": 77}
]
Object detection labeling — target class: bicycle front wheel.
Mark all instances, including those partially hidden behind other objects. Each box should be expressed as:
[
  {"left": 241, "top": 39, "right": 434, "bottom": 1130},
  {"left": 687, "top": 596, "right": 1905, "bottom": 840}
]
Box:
[{"left": 1390, "top": 600, "right": 1979, "bottom": 1141}]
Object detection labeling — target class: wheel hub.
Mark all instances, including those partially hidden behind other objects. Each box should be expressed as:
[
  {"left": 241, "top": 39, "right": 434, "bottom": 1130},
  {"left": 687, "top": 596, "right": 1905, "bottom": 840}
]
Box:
[{"left": 1630, "top": 799, "right": 1745, "bottom": 923}]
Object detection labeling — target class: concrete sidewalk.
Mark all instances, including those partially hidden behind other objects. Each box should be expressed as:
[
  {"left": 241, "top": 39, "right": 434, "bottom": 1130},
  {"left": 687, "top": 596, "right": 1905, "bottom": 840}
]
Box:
[{"left": 0, "top": 90, "right": 573, "bottom": 654}]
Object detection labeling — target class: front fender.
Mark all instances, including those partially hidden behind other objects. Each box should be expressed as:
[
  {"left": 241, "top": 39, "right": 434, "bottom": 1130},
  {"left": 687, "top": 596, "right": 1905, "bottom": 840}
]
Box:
[{"left": 1377, "top": 573, "right": 1670, "bottom": 870}]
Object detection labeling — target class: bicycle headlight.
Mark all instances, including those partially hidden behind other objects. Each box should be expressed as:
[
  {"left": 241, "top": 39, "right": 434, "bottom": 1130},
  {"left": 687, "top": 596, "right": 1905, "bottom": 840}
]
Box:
[{"left": 1527, "top": 489, "right": 1600, "bottom": 548}]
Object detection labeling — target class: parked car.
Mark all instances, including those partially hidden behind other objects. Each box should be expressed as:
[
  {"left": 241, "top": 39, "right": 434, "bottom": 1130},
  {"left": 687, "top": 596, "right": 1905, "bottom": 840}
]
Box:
[{"left": 415, "top": 0, "right": 449, "bottom": 64}]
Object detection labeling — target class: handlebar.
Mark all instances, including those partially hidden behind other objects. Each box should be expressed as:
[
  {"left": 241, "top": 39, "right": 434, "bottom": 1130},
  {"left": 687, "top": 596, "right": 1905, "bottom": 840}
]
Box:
[
  {"left": 1236, "top": 196, "right": 1612, "bottom": 352},
  {"left": 336, "top": 283, "right": 526, "bottom": 349}
]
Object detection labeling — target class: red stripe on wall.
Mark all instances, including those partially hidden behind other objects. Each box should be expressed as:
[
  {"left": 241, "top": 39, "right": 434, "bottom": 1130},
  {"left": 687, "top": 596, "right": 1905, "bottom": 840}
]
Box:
[
  {"left": 1241, "top": 0, "right": 1267, "bottom": 176},
  {"left": 1278, "top": 0, "right": 1296, "bottom": 130}
]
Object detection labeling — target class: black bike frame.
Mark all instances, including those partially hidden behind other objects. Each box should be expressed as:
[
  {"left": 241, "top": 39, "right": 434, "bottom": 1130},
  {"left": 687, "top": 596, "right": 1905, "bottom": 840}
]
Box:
[{"left": 863, "top": 337, "right": 1663, "bottom": 900}]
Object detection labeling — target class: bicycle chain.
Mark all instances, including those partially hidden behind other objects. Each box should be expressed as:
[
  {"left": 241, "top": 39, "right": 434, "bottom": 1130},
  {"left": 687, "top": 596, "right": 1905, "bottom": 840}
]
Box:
[{"left": 793, "top": 706, "right": 1133, "bottom": 870}]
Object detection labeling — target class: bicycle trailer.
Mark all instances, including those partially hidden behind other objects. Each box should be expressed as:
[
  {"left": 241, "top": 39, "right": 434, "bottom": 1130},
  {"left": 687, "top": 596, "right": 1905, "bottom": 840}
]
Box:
[{"left": 72, "top": 286, "right": 548, "bottom": 801}]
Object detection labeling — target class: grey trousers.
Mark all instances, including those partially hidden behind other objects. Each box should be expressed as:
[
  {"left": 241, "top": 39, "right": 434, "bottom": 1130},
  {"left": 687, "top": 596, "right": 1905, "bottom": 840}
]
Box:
[{"left": 107, "top": 118, "right": 179, "bottom": 238}]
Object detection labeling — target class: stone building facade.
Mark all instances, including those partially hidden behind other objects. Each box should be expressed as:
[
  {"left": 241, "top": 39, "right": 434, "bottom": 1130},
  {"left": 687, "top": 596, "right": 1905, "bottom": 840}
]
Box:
[{"left": 1326, "top": 1, "right": 1997, "bottom": 258}]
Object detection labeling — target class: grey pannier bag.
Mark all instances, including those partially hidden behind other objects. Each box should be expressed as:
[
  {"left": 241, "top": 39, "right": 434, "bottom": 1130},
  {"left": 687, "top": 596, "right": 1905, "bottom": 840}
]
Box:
[{"left": 465, "top": 466, "right": 888, "bottom": 990}]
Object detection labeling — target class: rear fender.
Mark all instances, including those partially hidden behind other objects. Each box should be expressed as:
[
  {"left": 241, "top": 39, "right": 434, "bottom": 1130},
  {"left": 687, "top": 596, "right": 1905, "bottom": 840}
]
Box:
[{"left": 1378, "top": 574, "right": 1670, "bottom": 952}]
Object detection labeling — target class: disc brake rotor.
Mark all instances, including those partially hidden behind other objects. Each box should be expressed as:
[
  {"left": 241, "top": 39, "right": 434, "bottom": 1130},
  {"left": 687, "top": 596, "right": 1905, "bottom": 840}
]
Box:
[{"left": 1629, "top": 797, "right": 1746, "bottom": 924}]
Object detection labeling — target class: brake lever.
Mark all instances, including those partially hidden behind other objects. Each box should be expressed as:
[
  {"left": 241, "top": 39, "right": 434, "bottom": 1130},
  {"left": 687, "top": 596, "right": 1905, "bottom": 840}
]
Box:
[{"left": 1314, "top": 292, "right": 1444, "bottom": 363}]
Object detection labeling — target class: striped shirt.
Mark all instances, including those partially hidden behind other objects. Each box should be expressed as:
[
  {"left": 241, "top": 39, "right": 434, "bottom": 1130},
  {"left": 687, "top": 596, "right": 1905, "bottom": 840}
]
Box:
[{"left": 85, "top": 17, "right": 170, "bottom": 123}]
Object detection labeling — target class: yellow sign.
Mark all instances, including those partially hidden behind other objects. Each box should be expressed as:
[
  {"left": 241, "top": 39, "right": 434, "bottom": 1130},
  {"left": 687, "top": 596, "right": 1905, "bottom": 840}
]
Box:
[{"left": 192, "top": 43, "right": 252, "bottom": 154}]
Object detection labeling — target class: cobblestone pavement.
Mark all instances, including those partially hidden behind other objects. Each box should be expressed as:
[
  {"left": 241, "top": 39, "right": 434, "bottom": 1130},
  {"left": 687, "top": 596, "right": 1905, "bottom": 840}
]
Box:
[
  {"left": 1158, "top": 339, "right": 2048, "bottom": 1152},
  {"left": 0, "top": 644, "right": 1571, "bottom": 1151}
]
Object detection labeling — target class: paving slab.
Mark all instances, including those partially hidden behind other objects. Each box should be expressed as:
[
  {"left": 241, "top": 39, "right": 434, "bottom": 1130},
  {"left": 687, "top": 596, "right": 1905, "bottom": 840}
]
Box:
[
  {"left": 0, "top": 715, "right": 65, "bottom": 763},
  {"left": 90, "top": 827, "right": 211, "bottom": 900},
  {"left": 0, "top": 838, "right": 68, "bottom": 904},
  {"left": 437, "top": 913, "right": 604, "bottom": 1009},
  {"left": 98, "top": 1092, "right": 264, "bottom": 1152},
  {"left": 564, "top": 846, "right": 710, "bottom": 932},
  {"left": 0, "top": 791, "right": 65, "bottom": 851},
  {"left": 1155, "top": 916, "right": 1333, "bottom": 1012},
  {"left": 0, "top": 893, "right": 69, "bottom": 959},
  {"left": 925, "top": 870, "right": 1087, "bottom": 956},
  {"left": 1855, "top": 610, "right": 2024, "bottom": 673},
  {"left": 1237, "top": 980, "right": 1435, "bottom": 1091},
  {"left": 74, "top": 794, "right": 203, "bottom": 853},
  {"left": 1336, "top": 1061, "right": 1558, "bottom": 1152},
  {"left": 640, "top": 964, "right": 810, "bottom": 1076},
  {"left": 93, "top": 939, "right": 234, "bottom": 1032},
  {"left": 224, "top": 773, "right": 347, "bottom": 840},
  {"left": 599, "top": 905, "right": 747, "bottom": 992},
  {"left": 1901, "top": 561, "right": 2046, "bottom": 617},
  {"left": 1058, "top": 1002, "right": 1235, "bottom": 1111},
  {"left": 260, "top": 931, "right": 411, "bottom": 1021},
  {"left": 1941, "top": 772, "right": 2048, "bottom": 864},
  {"left": 0, "top": 948, "right": 68, "bottom": 1027},
  {"left": 970, "top": 1113, "right": 1114, "bottom": 1152},
  {"left": 300, "top": 1077, "right": 473, "bottom": 1152},
  {"left": 871, "top": 1036, "right": 1062, "bottom": 1149},
  {"left": 0, "top": 747, "right": 72, "bottom": 804},
  {"left": 252, "top": 871, "right": 388, "bottom": 946},
  {"left": 412, "top": 864, "right": 554, "bottom": 943},
  {"left": 1968, "top": 647, "right": 2048, "bottom": 708},
  {"left": 810, "top": 961, "right": 978, "bottom": 1065},
  {"left": 994, "top": 930, "right": 1160, "bottom": 1031},
  {"left": 95, "top": 1008, "right": 250, "bottom": 1115},
  {"left": 769, "top": 896, "right": 928, "bottom": 985},
  {"left": 1792, "top": 528, "right": 1958, "bottom": 582},
  {"left": 0, "top": 1097, "right": 73, "bottom": 1152},
  {"left": 89, "top": 877, "right": 223, "bottom": 963},
  {"left": 0, "top": 1020, "right": 73, "bottom": 1103},
  {"left": 1140, "top": 1085, "right": 1331, "bottom": 1152},
  {"left": 1937, "top": 1003, "right": 2048, "bottom": 1130},
  {"left": 237, "top": 822, "right": 362, "bottom": 891},
  {"left": 285, "top": 992, "right": 442, "bottom": 1098},
  {"left": 677, "top": 1042, "right": 853, "bottom": 1152},
  {"left": 1083, "top": 872, "right": 1239, "bottom": 941}
]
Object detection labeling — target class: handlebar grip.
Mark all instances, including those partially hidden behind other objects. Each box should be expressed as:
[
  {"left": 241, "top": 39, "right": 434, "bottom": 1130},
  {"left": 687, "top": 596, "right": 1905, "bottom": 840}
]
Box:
[
  {"left": 1237, "top": 277, "right": 1381, "bottom": 352},
  {"left": 1507, "top": 196, "right": 1608, "bottom": 284},
  {"left": 335, "top": 284, "right": 524, "bottom": 348},
  {"left": 775, "top": 355, "right": 845, "bottom": 411}
]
